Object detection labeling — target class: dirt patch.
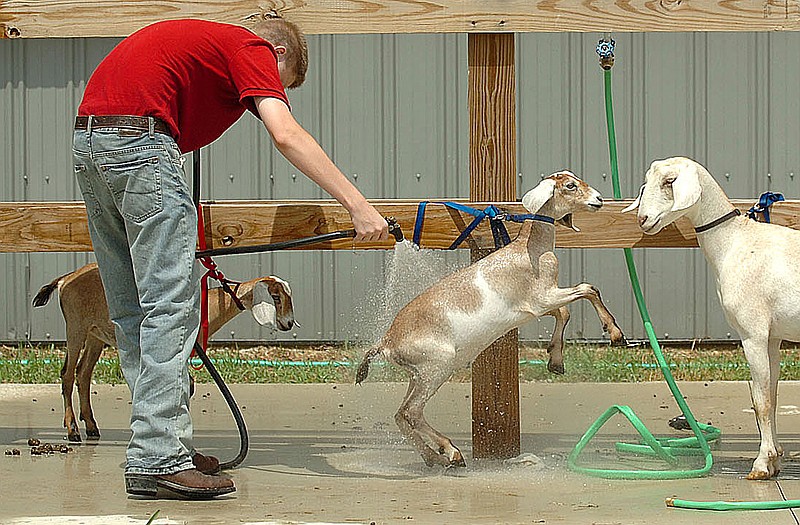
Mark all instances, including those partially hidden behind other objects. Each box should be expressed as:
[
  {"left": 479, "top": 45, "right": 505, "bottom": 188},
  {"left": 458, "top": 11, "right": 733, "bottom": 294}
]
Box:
[{"left": 205, "top": 343, "right": 359, "bottom": 362}]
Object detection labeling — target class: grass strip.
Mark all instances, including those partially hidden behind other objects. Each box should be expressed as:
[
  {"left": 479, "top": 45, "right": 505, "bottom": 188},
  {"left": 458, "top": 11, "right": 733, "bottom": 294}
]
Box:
[{"left": 4, "top": 343, "right": 800, "bottom": 384}]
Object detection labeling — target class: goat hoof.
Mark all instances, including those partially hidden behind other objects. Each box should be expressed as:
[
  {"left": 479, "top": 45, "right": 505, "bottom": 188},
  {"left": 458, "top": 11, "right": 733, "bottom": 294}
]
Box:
[
  {"left": 668, "top": 414, "right": 691, "bottom": 431},
  {"left": 547, "top": 360, "right": 565, "bottom": 375},
  {"left": 86, "top": 430, "right": 100, "bottom": 440},
  {"left": 67, "top": 432, "right": 82, "bottom": 443},
  {"left": 611, "top": 333, "right": 627, "bottom": 347},
  {"left": 746, "top": 469, "right": 773, "bottom": 480},
  {"left": 449, "top": 455, "right": 467, "bottom": 468}
]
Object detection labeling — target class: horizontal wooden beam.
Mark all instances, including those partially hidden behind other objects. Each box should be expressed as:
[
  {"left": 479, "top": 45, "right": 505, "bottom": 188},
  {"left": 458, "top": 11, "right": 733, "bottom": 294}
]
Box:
[
  {"left": 3, "top": 199, "right": 800, "bottom": 253},
  {"left": 2, "top": 0, "right": 799, "bottom": 39}
]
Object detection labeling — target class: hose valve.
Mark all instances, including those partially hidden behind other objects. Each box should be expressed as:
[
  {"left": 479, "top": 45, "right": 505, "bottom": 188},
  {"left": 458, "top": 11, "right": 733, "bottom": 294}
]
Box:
[
  {"left": 385, "top": 217, "right": 404, "bottom": 242},
  {"left": 596, "top": 37, "right": 615, "bottom": 70}
]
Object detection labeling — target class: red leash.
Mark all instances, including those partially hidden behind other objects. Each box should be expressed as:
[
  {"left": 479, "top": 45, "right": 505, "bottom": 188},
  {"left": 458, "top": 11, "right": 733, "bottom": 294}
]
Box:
[{"left": 193, "top": 201, "right": 244, "bottom": 368}]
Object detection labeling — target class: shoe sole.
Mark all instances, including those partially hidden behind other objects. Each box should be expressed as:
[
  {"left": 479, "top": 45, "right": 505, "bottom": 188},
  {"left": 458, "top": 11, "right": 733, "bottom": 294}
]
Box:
[{"left": 125, "top": 474, "right": 235, "bottom": 500}]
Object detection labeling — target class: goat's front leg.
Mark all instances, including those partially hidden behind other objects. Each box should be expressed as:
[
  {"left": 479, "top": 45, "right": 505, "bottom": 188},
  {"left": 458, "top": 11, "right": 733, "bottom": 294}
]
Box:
[
  {"left": 742, "top": 335, "right": 781, "bottom": 480},
  {"left": 545, "top": 307, "right": 570, "bottom": 375},
  {"left": 544, "top": 284, "right": 625, "bottom": 345},
  {"left": 582, "top": 284, "right": 626, "bottom": 346},
  {"left": 768, "top": 338, "right": 784, "bottom": 462}
]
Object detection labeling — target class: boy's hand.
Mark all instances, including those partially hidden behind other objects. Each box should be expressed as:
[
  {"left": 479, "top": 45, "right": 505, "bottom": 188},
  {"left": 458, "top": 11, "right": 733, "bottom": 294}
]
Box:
[{"left": 350, "top": 204, "right": 389, "bottom": 243}]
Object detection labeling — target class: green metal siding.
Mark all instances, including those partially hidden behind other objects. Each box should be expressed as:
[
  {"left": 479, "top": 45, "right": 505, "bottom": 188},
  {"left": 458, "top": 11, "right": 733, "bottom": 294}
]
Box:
[{"left": 2, "top": 32, "right": 799, "bottom": 345}]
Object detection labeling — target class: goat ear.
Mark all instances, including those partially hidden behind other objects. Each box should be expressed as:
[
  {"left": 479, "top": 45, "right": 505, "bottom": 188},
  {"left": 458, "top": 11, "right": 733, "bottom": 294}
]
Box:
[
  {"left": 251, "top": 281, "right": 277, "bottom": 327},
  {"left": 621, "top": 185, "right": 644, "bottom": 213},
  {"left": 521, "top": 178, "right": 556, "bottom": 214},
  {"left": 558, "top": 214, "right": 580, "bottom": 232},
  {"left": 670, "top": 167, "right": 702, "bottom": 212}
]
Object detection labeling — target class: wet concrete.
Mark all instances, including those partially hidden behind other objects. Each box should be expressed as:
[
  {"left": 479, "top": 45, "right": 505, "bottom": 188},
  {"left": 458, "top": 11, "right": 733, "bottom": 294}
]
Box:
[{"left": 3, "top": 381, "right": 800, "bottom": 524}]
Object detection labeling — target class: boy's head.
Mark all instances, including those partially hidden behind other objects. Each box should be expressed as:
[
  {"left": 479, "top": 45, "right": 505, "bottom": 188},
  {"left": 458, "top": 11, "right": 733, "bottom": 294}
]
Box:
[{"left": 247, "top": 14, "right": 308, "bottom": 89}]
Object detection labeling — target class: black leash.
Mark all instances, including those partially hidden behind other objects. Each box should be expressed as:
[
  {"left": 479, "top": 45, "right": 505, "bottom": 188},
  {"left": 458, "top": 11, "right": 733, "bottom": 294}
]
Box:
[{"left": 191, "top": 148, "right": 249, "bottom": 471}]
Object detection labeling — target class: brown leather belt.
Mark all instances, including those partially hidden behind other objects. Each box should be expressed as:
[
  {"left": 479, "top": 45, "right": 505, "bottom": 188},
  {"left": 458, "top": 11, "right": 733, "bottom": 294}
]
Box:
[{"left": 74, "top": 115, "right": 172, "bottom": 137}]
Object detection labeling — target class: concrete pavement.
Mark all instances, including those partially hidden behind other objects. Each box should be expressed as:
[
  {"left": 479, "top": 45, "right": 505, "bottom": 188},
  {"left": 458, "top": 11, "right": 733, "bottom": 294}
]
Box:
[{"left": 3, "top": 381, "right": 800, "bottom": 524}]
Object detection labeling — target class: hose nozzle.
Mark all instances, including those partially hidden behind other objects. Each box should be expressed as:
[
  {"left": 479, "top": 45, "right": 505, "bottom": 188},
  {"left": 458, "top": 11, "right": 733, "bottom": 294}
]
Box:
[{"left": 385, "top": 217, "right": 404, "bottom": 242}]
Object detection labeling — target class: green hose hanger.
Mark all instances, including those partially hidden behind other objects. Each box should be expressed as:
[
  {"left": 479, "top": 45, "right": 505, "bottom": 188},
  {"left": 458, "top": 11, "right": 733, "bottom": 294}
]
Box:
[{"left": 566, "top": 36, "right": 721, "bottom": 481}]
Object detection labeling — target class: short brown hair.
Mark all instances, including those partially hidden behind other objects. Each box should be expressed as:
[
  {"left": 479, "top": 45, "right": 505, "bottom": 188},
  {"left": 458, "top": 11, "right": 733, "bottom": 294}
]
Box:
[{"left": 247, "top": 14, "right": 308, "bottom": 89}]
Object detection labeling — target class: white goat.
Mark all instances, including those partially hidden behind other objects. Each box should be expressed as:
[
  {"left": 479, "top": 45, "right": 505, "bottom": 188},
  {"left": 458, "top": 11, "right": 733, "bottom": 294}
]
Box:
[
  {"left": 33, "top": 263, "right": 295, "bottom": 443},
  {"left": 623, "top": 156, "right": 800, "bottom": 480},
  {"left": 356, "top": 171, "right": 626, "bottom": 468}
]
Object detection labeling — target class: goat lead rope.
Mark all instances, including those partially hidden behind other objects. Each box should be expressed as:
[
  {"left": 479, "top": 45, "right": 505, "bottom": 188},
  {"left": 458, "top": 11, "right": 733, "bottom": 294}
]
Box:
[
  {"left": 194, "top": 200, "right": 245, "bottom": 367},
  {"left": 190, "top": 150, "right": 250, "bottom": 471},
  {"left": 412, "top": 201, "right": 552, "bottom": 250},
  {"left": 194, "top": 199, "right": 213, "bottom": 366}
]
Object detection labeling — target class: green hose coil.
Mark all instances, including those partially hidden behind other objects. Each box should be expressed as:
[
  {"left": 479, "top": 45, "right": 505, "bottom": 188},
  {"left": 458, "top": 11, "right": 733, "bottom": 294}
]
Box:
[{"left": 566, "top": 59, "right": 720, "bottom": 480}]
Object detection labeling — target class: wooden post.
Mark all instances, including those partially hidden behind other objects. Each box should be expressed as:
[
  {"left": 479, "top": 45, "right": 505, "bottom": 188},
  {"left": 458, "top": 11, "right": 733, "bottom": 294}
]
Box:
[{"left": 468, "top": 33, "right": 520, "bottom": 460}]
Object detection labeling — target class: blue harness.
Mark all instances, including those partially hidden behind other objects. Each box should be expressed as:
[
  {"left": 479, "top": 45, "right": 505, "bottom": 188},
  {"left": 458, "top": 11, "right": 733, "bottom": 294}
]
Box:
[
  {"left": 412, "top": 201, "right": 554, "bottom": 250},
  {"left": 746, "top": 191, "right": 785, "bottom": 223}
]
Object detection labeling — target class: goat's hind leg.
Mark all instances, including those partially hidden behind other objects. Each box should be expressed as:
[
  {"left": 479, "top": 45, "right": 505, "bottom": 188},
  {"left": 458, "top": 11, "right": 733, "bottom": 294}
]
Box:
[
  {"left": 76, "top": 335, "right": 104, "bottom": 440},
  {"left": 396, "top": 372, "right": 464, "bottom": 468},
  {"left": 60, "top": 344, "right": 82, "bottom": 443}
]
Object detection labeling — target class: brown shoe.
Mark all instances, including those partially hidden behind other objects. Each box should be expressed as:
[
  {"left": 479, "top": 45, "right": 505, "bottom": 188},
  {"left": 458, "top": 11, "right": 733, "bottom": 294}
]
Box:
[
  {"left": 193, "top": 452, "right": 221, "bottom": 475},
  {"left": 125, "top": 468, "right": 235, "bottom": 499}
]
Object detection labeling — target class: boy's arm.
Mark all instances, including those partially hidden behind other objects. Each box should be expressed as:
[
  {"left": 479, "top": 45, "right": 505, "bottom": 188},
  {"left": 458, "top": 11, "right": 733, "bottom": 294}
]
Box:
[{"left": 255, "top": 96, "right": 388, "bottom": 242}]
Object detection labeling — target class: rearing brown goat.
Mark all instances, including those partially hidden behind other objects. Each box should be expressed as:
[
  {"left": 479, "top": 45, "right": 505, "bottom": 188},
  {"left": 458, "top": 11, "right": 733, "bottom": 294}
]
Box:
[
  {"left": 33, "top": 263, "right": 294, "bottom": 442},
  {"left": 356, "top": 171, "right": 626, "bottom": 468}
]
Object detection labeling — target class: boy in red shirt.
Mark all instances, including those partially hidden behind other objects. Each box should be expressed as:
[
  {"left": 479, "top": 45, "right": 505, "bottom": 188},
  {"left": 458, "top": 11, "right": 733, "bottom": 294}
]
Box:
[{"left": 73, "top": 15, "right": 388, "bottom": 499}]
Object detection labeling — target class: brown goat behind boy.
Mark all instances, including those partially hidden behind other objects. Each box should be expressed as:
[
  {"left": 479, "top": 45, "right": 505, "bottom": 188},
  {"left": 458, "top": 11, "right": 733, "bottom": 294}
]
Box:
[{"left": 33, "top": 263, "right": 294, "bottom": 442}]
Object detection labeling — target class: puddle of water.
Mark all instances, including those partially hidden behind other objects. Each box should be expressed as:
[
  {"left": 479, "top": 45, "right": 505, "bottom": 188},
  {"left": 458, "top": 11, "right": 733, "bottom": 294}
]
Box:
[
  {"left": 325, "top": 440, "right": 555, "bottom": 481},
  {"left": 6, "top": 517, "right": 181, "bottom": 525}
]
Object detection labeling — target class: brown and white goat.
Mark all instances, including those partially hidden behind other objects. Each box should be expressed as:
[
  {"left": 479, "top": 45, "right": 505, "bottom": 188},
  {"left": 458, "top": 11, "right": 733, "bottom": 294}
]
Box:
[
  {"left": 356, "top": 171, "right": 626, "bottom": 468},
  {"left": 32, "top": 263, "right": 294, "bottom": 442}
]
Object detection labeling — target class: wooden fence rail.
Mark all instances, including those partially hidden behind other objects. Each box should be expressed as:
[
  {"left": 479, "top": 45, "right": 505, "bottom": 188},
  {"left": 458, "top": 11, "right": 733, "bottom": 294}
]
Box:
[
  {"left": 3, "top": 199, "right": 799, "bottom": 253},
  {"left": 2, "top": 0, "right": 799, "bottom": 39}
]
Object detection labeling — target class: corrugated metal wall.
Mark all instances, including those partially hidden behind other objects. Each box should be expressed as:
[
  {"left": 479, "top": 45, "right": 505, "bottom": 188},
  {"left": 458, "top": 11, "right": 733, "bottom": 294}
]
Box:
[{"left": 2, "top": 32, "right": 799, "bottom": 345}]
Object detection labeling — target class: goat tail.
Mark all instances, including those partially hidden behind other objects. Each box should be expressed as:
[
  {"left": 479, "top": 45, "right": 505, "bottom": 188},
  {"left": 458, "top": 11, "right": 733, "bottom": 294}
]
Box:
[
  {"left": 355, "top": 346, "right": 383, "bottom": 385},
  {"left": 32, "top": 274, "right": 66, "bottom": 307}
]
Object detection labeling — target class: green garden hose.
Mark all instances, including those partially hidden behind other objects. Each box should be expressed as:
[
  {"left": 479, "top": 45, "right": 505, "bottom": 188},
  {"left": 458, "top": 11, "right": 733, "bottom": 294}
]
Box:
[
  {"left": 666, "top": 497, "right": 800, "bottom": 511},
  {"left": 571, "top": 37, "right": 800, "bottom": 512},
  {"left": 566, "top": 38, "right": 720, "bottom": 480}
]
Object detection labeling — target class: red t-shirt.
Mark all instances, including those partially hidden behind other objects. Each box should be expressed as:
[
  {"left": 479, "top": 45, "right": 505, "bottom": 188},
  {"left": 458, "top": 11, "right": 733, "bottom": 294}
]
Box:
[{"left": 78, "top": 19, "right": 289, "bottom": 152}]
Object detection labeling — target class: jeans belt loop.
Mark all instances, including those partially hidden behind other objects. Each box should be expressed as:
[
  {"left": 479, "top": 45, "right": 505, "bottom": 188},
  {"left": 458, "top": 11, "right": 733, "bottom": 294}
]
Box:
[
  {"left": 86, "top": 115, "right": 94, "bottom": 134},
  {"left": 148, "top": 117, "right": 155, "bottom": 139}
]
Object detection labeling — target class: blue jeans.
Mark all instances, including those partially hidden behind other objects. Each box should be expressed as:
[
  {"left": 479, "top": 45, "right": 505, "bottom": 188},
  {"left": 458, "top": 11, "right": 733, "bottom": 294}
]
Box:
[{"left": 73, "top": 121, "right": 201, "bottom": 476}]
